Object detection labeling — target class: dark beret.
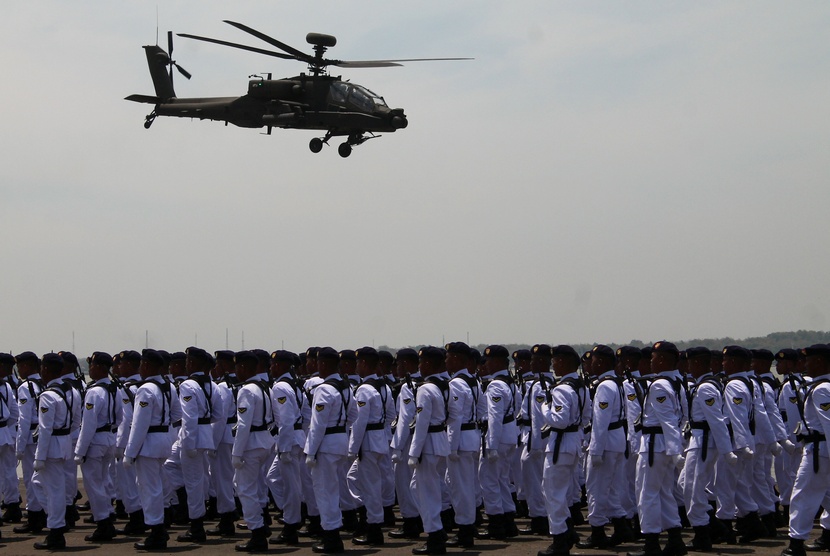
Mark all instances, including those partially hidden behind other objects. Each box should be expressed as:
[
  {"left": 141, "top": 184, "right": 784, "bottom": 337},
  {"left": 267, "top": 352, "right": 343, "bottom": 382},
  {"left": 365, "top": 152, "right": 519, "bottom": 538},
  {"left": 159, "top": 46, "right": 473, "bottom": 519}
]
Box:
[
  {"left": 186, "top": 347, "right": 211, "bottom": 363},
  {"left": 750, "top": 349, "right": 775, "bottom": 361},
  {"left": 445, "top": 342, "right": 471, "bottom": 358},
  {"left": 652, "top": 341, "right": 679, "bottom": 355},
  {"left": 305, "top": 347, "right": 320, "bottom": 359},
  {"left": 355, "top": 347, "right": 378, "bottom": 360},
  {"left": 396, "top": 348, "right": 419, "bottom": 361},
  {"left": 0, "top": 353, "right": 15, "bottom": 365},
  {"left": 378, "top": 350, "right": 394, "bottom": 363},
  {"left": 170, "top": 351, "right": 186, "bottom": 362},
  {"left": 270, "top": 350, "right": 295, "bottom": 363},
  {"left": 616, "top": 346, "right": 642, "bottom": 359},
  {"left": 775, "top": 348, "right": 799, "bottom": 362},
  {"left": 234, "top": 350, "right": 258, "bottom": 364},
  {"left": 484, "top": 345, "right": 509, "bottom": 358},
  {"left": 339, "top": 349, "right": 357, "bottom": 362},
  {"left": 685, "top": 347, "right": 711, "bottom": 359},
  {"left": 14, "top": 351, "right": 38, "bottom": 364},
  {"left": 58, "top": 351, "right": 78, "bottom": 367},
  {"left": 803, "top": 344, "right": 830, "bottom": 357},
  {"left": 531, "top": 344, "right": 552, "bottom": 357},
  {"left": 418, "top": 346, "right": 445, "bottom": 361},
  {"left": 640, "top": 347, "right": 653, "bottom": 358},
  {"left": 317, "top": 347, "right": 339, "bottom": 361},
  {"left": 141, "top": 349, "right": 164, "bottom": 366},
  {"left": 215, "top": 350, "right": 235, "bottom": 362},
  {"left": 42, "top": 353, "right": 64, "bottom": 368},
  {"left": 252, "top": 349, "right": 270, "bottom": 366},
  {"left": 551, "top": 345, "right": 579, "bottom": 360},
  {"left": 87, "top": 351, "right": 113, "bottom": 367},
  {"left": 581, "top": 351, "right": 592, "bottom": 363},
  {"left": 709, "top": 350, "right": 723, "bottom": 361},
  {"left": 298, "top": 353, "right": 307, "bottom": 365},
  {"left": 512, "top": 349, "right": 532, "bottom": 361},
  {"left": 157, "top": 350, "right": 171, "bottom": 364},
  {"left": 723, "top": 345, "right": 752, "bottom": 360},
  {"left": 470, "top": 348, "right": 481, "bottom": 361},
  {"left": 592, "top": 345, "right": 615, "bottom": 360},
  {"left": 120, "top": 350, "right": 142, "bottom": 363}
]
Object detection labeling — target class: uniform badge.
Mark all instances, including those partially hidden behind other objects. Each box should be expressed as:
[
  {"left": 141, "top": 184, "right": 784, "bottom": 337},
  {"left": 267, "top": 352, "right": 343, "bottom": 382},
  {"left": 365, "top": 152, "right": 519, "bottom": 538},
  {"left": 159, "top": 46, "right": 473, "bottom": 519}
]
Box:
[
  {"left": 40, "top": 407, "right": 48, "bottom": 413},
  {"left": 357, "top": 401, "right": 366, "bottom": 407},
  {"left": 416, "top": 406, "right": 423, "bottom": 413},
  {"left": 20, "top": 398, "right": 27, "bottom": 405},
  {"left": 403, "top": 398, "right": 412, "bottom": 405},
  {"left": 238, "top": 407, "right": 248, "bottom": 414},
  {"left": 315, "top": 404, "right": 325, "bottom": 412},
  {"left": 453, "top": 396, "right": 459, "bottom": 401},
  {"left": 182, "top": 396, "right": 192, "bottom": 402},
  {"left": 277, "top": 397, "right": 287, "bottom": 405},
  {"left": 85, "top": 403, "right": 94, "bottom": 410},
  {"left": 492, "top": 396, "right": 502, "bottom": 403},
  {"left": 535, "top": 395, "right": 546, "bottom": 403},
  {"left": 656, "top": 396, "right": 666, "bottom": 404},
  {"left": 598, "top": 401, "right": 609, "bottom": 410},
  {"left": 139, "top": 401, "right": 149, "bottom": 408},
  {"left": 627, "top": 393, "right": 637, "bottom": 401},
  {"left": 733, "top": 397, "right": 743, "bottom": 405},
  {"left": 821, "top": 402, "right": 830, "bottom": 412},
  {"left": 123, "top": 398, "right": 130, "bottom": 404},
  {"left": 554, "top": 405, "right": 563, "bottom": 412},
  {"left": 704, "top": 398, "right": 715, "bottom": 406},
  {"left": 790, "top": 396, "right": 798, "bottom": 404}
]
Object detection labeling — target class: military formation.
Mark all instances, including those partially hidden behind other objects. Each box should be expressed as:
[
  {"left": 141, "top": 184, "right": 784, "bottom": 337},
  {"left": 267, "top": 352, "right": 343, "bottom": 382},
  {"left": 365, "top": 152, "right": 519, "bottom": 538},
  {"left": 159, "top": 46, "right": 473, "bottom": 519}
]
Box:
[{"left": 0, "top": 341, "right": 829, "bottom": 556}]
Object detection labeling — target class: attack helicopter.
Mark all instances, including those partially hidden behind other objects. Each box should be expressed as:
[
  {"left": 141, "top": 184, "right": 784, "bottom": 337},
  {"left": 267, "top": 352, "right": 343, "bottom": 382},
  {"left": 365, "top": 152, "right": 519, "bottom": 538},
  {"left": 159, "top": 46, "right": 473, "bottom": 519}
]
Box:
[{"left": 126, "top": 21, "right": 471, "bottom": 157}]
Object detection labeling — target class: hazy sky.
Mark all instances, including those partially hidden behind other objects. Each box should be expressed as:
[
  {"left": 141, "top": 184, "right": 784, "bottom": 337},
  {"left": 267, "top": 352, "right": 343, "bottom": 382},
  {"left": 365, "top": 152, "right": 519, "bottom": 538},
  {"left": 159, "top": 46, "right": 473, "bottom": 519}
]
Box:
[{"left": 1, "top": 2, "right": 828, "bottom": 356}]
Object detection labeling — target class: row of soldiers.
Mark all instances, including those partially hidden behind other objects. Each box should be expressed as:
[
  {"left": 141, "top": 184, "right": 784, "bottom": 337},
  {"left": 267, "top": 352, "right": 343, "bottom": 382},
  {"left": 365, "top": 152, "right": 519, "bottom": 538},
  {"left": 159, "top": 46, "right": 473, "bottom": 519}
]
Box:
[{"left": 0, "top": 341, "right": 829, "bottom": 556}]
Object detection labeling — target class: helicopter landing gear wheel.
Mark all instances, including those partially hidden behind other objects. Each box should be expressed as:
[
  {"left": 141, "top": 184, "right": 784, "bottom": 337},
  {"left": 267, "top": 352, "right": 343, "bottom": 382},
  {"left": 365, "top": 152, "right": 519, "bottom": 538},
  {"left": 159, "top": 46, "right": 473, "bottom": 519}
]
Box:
[
  {"left": 338, "top": 142, "right": 352, "bottom": 158},
  {"left": 309, "top": 138, "right": 324, "bottom": 153},
  {"left": 143, "top": 111, "right": 157, "bottom": 129}
]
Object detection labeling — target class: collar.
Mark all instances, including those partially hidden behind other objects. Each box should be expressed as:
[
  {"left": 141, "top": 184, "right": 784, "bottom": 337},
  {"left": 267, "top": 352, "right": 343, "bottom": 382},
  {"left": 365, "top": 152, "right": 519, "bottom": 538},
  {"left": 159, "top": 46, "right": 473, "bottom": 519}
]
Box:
[
  {"left": 695, "top": 373, "right": 713, "bottom": 383},
  {"left": 491, "top": 369, "right": 510, "bottom": 378},
  {"left": 452, "top": 368, "right": 472, "bottom": 379}
]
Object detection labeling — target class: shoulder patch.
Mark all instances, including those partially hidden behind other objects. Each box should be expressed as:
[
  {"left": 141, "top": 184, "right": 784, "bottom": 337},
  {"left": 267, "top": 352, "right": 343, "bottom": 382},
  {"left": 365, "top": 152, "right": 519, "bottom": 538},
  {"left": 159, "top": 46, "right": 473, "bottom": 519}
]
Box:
[
  {"left": 492, "top": 396, "right": 502, "bottom": 403},
  {"left": 357, "top": 400, "right": 366, "bottom": 407},
  {"left": 238, "top": 407, "right": 248, "bottom": 414},
  {"left": 182, "top": 395, "right": 192, "bottom": 402},
  {"left": 277, "top": 396, "right": 287, "bottom": 404},
  {"left": 627, "top": 393, "right": 637, "bottom": 401},
  {"left": 821, "top": 402, "right": 830, "bottom": 412},
  {"left": 416, "top": 406, "right": 423, "bottom": 413},
  {"left": 554, "top": 405, "right": 563, "bottom": 412},
  {"left": 704, "top": 397, "right": 715, "bottom": 406},
  {"left": 598, "top": 401, "right": 609, "bottom": 410},
  {"left": 40, "top": 407, "right": 48, "bottom": 413},
  {"left": 453, "top": 396, "right": 459, "bottom": 401},
  {"left": 655, "top": 396, "right": 667, "bottom": 404},
  {"left": 85, "top": 403, "right": 94, "bottom": 410},
  {"left": 789, "top": 396, "right": 798, "bottom": 404},
  {"left": 315, "top": 404, "right": 325, "bottom": 412},
  {"left": 123, "top": 398, "right": 130, "bottom": 404},
  {"left": 535, "top": 395, "right": 546, "bottom": 403},
  {"left": 138, "top": 401, "right": 149, "bottom": 408},
  {"left": 732, "top": 397, "right": 743, "bottom": 405},
  {"left": 20, "top": 398, "right": 27, "bottom": 405},
  {"left": 403, "top": 398, "right": 412, "bottom": 405}
]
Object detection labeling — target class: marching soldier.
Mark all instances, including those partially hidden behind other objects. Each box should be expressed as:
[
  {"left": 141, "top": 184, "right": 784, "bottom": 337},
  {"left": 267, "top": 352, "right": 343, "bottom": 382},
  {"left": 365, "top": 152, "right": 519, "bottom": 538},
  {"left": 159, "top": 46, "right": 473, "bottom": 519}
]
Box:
[
  {"left": 776, "top": 348, "right": 805, "bottom": 522},
  {"left": 113, "top": 351, "right": 147, "bottom": 536},
  {"left": 207, "top": 350, "right": 240, "bottom": 537},
  {"left": 0, "top": 353, "right": 21, "bottom": 525}
]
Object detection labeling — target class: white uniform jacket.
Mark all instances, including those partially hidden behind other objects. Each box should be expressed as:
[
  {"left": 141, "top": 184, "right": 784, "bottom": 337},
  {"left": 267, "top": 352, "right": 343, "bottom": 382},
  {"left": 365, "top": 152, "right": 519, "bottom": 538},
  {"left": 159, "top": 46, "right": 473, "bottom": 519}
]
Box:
[
  {"left": 232, "top": 377, "right": 276, "bottom": 457},
  {"left": 723, "top": 372, "right": 756, "bottom": 451},
  {"left": 485, "top": 370, "right": 519, "bottom": 449},
  {"left": 34, "top": 378, "right": 73, "bottom": 461},
  {"left": 76, "top": 379, "right": 120, "bottom": 456},
  {"left": 348, "top": 374, "right": 391, "bottom": 455},
  {"left": 304, "top": 376, "right": 356, "bottom": 457},
  {"left": 179, "top": 372, "right": 224, "bottom": 451},
  {"left": 448, "top": 370, "right": 482, "bottom": 453},
  {"left": 16, "top": 376, "right": 42, "bottom": 453},
  {"left": 271, "top": 373, "right": 307, "bottom": 453},
  {"left": 543, "top": 371, "right": 586, "bottom": 459},
  {"left": 687, "top": 375, "right": 733, "bottom": 458},
  {"left": 638, "top": 371, "right": 685, "bottom": 458},
  {"left": 589, "top": 372, "right": 628, "bottom": 456},
  {"left": 125, "top": 376, "right": 177, "bottom": 459},
  {"left": 409, "top": 374, "right": 451, "bottom": 458}
]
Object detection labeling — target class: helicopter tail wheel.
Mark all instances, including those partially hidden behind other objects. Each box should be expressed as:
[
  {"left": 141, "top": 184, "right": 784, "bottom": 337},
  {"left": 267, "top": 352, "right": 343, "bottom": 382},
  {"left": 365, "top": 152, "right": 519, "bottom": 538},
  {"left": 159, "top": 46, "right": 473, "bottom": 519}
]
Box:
[
  {"left": 143, "top": 112, "right": 157, "bottom": 129},
  {"left": 338, "top": 142, "right": 352, "bottom": 158},
  {"left": 309, "top": 137, "right": 324, "bottom": 153}
]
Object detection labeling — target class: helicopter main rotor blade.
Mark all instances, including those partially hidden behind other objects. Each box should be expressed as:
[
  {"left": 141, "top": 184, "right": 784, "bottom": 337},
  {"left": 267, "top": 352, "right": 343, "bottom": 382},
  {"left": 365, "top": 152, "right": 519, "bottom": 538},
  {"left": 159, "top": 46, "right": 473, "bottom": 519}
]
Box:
[
  {"left": 329, "top": 57, "right": 474, "bottom": 68},
  {"left": 223, "top": 20, "right": 312, "bottom": 63},
  {"left": 177, "top": 33, "right": 296, "bottom": 60}
]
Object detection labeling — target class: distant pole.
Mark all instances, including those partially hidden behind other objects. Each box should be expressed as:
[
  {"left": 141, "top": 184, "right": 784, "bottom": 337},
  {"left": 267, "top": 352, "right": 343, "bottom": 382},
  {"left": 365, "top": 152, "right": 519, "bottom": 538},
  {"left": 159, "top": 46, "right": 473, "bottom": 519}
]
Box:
[
  {"left": 72, "top": 331, "right": 75, "bottom": 352},
  {"left": 145, "top": 330, "right": 149, "bottom": 348},
  {"left": 226, "top": 328, "right": 229, "bottom": 349}
]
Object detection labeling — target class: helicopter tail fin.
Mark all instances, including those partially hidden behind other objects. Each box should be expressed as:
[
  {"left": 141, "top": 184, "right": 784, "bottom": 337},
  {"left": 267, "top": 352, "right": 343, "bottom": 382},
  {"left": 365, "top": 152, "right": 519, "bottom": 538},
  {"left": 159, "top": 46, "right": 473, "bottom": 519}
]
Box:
[{"left": 142, "top": 45, "right": 176, "bottom": 100}]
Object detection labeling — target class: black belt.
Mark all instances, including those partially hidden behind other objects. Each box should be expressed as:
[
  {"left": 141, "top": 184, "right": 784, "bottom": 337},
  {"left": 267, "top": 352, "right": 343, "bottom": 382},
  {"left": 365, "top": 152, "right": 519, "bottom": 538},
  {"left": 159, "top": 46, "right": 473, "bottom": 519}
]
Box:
[
  {"left": 642, "top": 425, "right": 664, "bottom": 467},
  {"left": 427, "top": 424, "right": 447, "bottom": 433},
  {"left": 551, "top": 423, "right": 580, "bottom": 464},
  {"left": 148, "top": 425, "right": 169, "bottom": 433},
  {"left": 583, "top": 425, "right": 592, "bottom": 434},
  {"left": 53, "top": 428, "right": 70, "bottom": 436},
  {"left": 461, "top": 422, "right": 478, "bottom": 431},
  {"left": 227, "top": 416, "right": 238, "bottom": 425},
  {"left": 294, "top": 423, "right": 303, "bottom": 430},
  {"left": 608, "top": 419, "right": 629, "bottom": 458},
  {"left": 365, "top": 422, "right": 385, "bottom": 431},
  {"left": 95, "top": 425, "right": 116, "bottom": 433},
  {"left": 251, "top": 423, "right": 271, "bottom": 432},
  {"left": 690, "top": 420, "right": 710, "bottom": 461},
  {"left": 517, "top": 418, "right": 531, "bottom": 427},
  {"left": 781, "top": 410, "right": 788, "bottom": 423},
  {"left": 502, "top": 415, "right": 515, "bottom": 424},
  {"left": 197, "top": 417, "right": 211, "bottom": 425},
  {"left": 172, "top": 420, "right": 182, "bottom": 428},
  {"left": 30, "top": 423, "right": 37, "bottom": 431},
  {"left": 325, "top": 425, "right": 346, "bottom": 435},
  {"left": 808, "top": 431, "right": 826, "bottom": 472},
  {"left": 0, "top": 420, "right": 6, "bottom": 428}
]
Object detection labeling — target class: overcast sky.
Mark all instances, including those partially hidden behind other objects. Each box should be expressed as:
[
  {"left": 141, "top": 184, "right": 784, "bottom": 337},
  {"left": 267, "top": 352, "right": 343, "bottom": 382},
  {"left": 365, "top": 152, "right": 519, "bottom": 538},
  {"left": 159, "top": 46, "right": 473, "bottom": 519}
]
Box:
[{"left": 1, "top": 1, "right": 828, "bottom": 357}]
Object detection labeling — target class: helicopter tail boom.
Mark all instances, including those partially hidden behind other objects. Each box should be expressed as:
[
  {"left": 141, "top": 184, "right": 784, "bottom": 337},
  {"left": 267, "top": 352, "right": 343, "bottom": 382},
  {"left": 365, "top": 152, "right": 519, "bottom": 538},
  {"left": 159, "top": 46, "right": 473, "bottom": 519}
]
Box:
[{"left": 143, "top": 45, "right": 176, "bottom": 100}]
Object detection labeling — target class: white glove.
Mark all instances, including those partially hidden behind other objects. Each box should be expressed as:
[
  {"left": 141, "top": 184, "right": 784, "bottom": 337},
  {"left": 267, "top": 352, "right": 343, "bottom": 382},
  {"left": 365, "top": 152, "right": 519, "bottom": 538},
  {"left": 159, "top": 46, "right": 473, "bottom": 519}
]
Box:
[
  {"left": 591, "top": 454, "right": 604, "bottom": 467},
  {"left": 33, "top": 459, "right": 45, "bottom": 472},
  {"left": 408, "top": 456, "right": 420, "bottom": 468},
  {"left": 232, "top": 456, "right": 245, "bottom": 469},
  {"left": 391, "top": 450, "right": 402, "bottom": 464},
  {"left": 115, "top": 447, "right": 125, "bottom": 459},
  {"left": 123, "top": 456, "right": 135, "bottom": 467},
  {"left": 74, "top": 455, "right": 84, "bottom": 465},
  {"left": 16, "top": 452, "right": 24, "bottom": 462},
  {"left": 305, "top": 455, "right": 317, "bottom": 469},
  {"left": 770, "top": 442, "right": 783, "bottom": 456},
  {"left": 448, "top": 451, "right": 460, "bottom": 462},
  {"left": 672, "top": 453, "right": 686, "bottom": 470},
  {"left": 347, "top": 452, "right": 358, "bottom": 462},
  {"left": 780, "top": 439, "right": 797, "bottom": 454},
  {"left": 185, "top": 449, "right": 199, "bottom": 459},
  {"left": 280, "top": 451, "right": 293, "bottom": 463},
  {"left": 724, "top": 451, "right": 739, "bottom": 466},
  {"left": 486, "top": 450, "right": 500, "bottom": 462},
  {"left": 738, "top": 446, "right": 754, "bottom": 459}
]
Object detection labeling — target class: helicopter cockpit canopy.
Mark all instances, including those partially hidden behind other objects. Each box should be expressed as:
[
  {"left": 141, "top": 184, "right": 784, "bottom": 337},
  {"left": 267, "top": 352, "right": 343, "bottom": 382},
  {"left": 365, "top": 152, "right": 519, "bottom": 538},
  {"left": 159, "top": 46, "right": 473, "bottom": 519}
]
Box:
[{"left": 330, "top": 82, "right": 388, "bottom": 112}]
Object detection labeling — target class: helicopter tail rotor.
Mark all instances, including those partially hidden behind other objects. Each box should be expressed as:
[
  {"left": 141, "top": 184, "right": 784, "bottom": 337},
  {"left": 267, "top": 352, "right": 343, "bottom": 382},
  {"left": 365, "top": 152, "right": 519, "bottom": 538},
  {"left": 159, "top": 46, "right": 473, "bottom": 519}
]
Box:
[{"left": 166, "top": 31, "right": 192, "bottom": 88}]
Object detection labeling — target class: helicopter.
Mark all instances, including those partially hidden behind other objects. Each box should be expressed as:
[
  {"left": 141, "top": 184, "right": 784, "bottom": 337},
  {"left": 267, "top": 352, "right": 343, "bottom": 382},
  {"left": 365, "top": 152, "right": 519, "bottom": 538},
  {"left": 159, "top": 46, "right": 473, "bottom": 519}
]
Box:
[{"left": 126, "top": 21, "right": 471, "bottom": 157}]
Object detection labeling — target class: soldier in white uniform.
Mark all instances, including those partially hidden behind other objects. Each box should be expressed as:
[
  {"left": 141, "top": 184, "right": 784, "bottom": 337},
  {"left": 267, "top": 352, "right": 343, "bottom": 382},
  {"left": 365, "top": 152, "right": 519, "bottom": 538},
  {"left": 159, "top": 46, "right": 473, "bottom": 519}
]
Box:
[
  {"left": 14, "top": 352, "right": 45, "bottom": 534},
  {"left": 56, "top": 351, "right": 83, "bottom": 530},
  {"left": 75, "top": 351, "right": 121, "bottom": 542},
  {"left": 113, "top": 350, "right": 147, "bottom": 536},
  {"left": 0, "top": 353, "right": 21, "bottom": 525},
  {"left": 781, "top": 344, "right": 830, "bottom": 556},
  {"left": 775, "top": 349, "right": 805, "bottom": 524},
  {"left": 478, "top": 344, "right": 520, "bottom": 540},
  {"left": 409, "top": 346, "right": 451, "bottom": 555},
  {"left": 304, "top": 346, "right": 356, "bottom": 554},
  {"left": 231, "top": 350, "right": 276, "bottom": 553},
  {"left": 124, "top": 349, "right": 178, "bottom": 551},
  {"left": 32, "top": 353, "right": 74, "bottom": 550},
  {"left": 207, "top": 350, "right": 240, "bottom": 537}
]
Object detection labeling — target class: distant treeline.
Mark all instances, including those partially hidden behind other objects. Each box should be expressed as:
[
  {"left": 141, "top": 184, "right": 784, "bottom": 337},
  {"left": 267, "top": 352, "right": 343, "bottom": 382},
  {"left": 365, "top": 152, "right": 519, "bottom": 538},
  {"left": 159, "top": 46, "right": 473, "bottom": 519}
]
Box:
[{"left": 380, "top": 330, "right": 830, "bottom": 358}]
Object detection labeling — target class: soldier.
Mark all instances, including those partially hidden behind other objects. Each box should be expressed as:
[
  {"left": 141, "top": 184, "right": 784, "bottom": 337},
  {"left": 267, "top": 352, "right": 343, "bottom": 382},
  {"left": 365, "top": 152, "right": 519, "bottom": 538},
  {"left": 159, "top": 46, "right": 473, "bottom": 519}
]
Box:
[
  {"left": 32, "top": 352, "right": 74, "bottom": 550},
  {"left": 124, "top": 349, "right": 179, "bottom": 551},
  {"left": 337, "top": 349, "right": 362, "bottom": 532},
  {"left": 75, "top": 351, "right": 121, "bottom": 542},
  {"left": 409, "top": 346, "right": 451, "bottom": 555},
  {"left": 775, "top": 348, "right": 805, "bottom": 524},
  {"left": 376, "top": 350, "right": 399, "bottom": 527},
  {"left": 781, "top": 344, "right": 830, "bottom": 556},
  {"left": 0, "top": 353, "right": 21, "bottom": 525},
  {"left": 299, "top": 348, "right": 324, "bottom": 539},
  {"left": 56, "top": 352, "right": 83, "bottom": 529},
  {"left": 113, "top": 351, "right": 147, "bottom": 536},
  {"left": 305, "top": 346, "right": 356, "bottom": 554}
]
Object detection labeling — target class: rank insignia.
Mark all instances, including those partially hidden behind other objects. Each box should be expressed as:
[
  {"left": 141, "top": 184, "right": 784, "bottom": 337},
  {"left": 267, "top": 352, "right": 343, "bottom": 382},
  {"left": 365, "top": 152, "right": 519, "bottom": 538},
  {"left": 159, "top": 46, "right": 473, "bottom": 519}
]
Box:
[
  {"left": 536, "top": 395, "right": 546, "bottom": 403},
  {"left": 277, "top": 397, "right": 287, "bottom": 405},
  {"left": 139, "top": 401, "right": 149, "bottom": 408},
  {"left": 86, "top": 403, "right": 94, "bottom": 410},
  {"left": 492, "top": 396, "right": 502, "bottom": 403},
  {"left": 821, "top": 402, "right": 830, "bottom": 412},
  {"left": 627, "top": 394, "right": 637, "bottom": 401},
  {"left": 416, "top": 407, "right": 423, "bottom": 413},
  {"left": 40, "top": 407, "right": 48, "bottom": 413},
  {"left": 453, "top": 396, "right": 459, "bottom": 401},
  {"left": 554, "top": 405, "right": 563, "bottom": 412},
  {"left": 790, "top": 396, "right": 798, "bottom": 404},
  {"left": 704, "top": 398, "right": 715, "bottom": 406},
  {"left": 733, "top": 397, "right": 743, "bottom": 405},
  {"left": 238, "top": 407, "right": 248, "bottom": 414},
  {"left": 20, "top": 399, "right": 27, "bottom": 405},
  {"left": 357, "top": 401, "right": 366, "bottom": 407},
  {"left": 598, "top": 401, "right": 609, "bottom": 410},
  {"left": 656, "top": 396, "right": 666, "bottom": 404},
  {"left": 315, "top": 404, "right": 325, "bottom": 412},
  {"left": 403, "top": 398, "right": 412, "bottom": 405},
  {"left": 123, "top": 398, "right": 130, "bottom": 404},
  {"left": 182, "top": 396, "right": 192, "bottom": 402}
]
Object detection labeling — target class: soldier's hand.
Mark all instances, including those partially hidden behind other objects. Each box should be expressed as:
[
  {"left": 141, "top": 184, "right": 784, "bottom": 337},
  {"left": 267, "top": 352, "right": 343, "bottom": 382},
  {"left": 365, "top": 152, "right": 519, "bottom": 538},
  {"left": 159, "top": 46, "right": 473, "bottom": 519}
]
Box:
[
  {"left": 486, "top": 450, "right": 500, "bottom": 463},
  {"left": 671, "top": 453, "right": 686, "bottom": 469},
  {"left": 779, "top": 439, "right": 797, "bottom": 454},
  {"left": 305, "top": 455, "right": 317, "bottom": 469},
  {"left": 232, "top": 456, "right": 245, "bottom": 469},
  {"left": 590, "top": 454, "right": 603, "bottom": 467},
  {"left": 448, "top": 451, "right": 460, "bottom": 462},
  {"left": 33, "top": 459, "right": 46, "bottom": 472},
  {"left": 770, "top": 442, "right": 783, "bottom": 456},
  {"left": 185, "top": 449, "right": 199, "bottom": 459},
  {"left": 408, "top": 456, "right": 420, "bottom": 468},
  {"left": 738, "top": 447, "right": 754, "bottom": 459},
  {"left": 115, "top": 447, "right": 125, "bottom": 460},
  {"left": 280, "top": 451, "right": 293, "bottom": 463},
  {"left": 123, "top": 456, "right": 135, "bottom": 467},
  {"left": 391, "top": 450, "right": 402, "bottom": 464},
  {"left": 74, "top": 455, "right": 84, "bottom": 465},
  {"left": 347, "top": 452, "right": 358, "bottom": 462},
  {"left": 724, "top": 451, "right": 739, "bottom": 465},
  {"left": 16, "top": 452, "right": 24, "bottom": 462},
  {"left": 207, "top": 450, "right": 217, "bottom": 459}
]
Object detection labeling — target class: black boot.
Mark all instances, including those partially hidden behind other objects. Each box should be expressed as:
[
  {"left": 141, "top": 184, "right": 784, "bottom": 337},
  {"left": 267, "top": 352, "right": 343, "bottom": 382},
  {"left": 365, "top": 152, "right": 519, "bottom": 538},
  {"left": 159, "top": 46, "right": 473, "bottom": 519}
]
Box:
[
  {"left": 784, "top": 537, "right": 807, "bottom": 556},
  {"left": 134, "top": 523, "right": 169, "bottom": 551},
  {"left": 114, "top": 499, "right": 128, "bottom": 520},
  {"left": 384, "top": 505, "right": 397, "bottom": 527},
  {"left": 504, "top": 511, "right": 520, "bottom": 537},
  {"left": 390, "top": 516, "right": 423, "bottom": 539},
  {"left": 235, "top": 525, "right": 269, "bottom": 553},
  {"left": 569, "top": 504, "right": 585, "bottom": 525},
  {"left": 761, "top": 511, "right": 779, "bottom": 538},
  {"left": 300, "top": 514, "right": 323, "bottom": 538},
  {"left": 685, "top": 524, "right": 712, "bottom": 552},
  {"left": 806, "top": 528, "right": 830, "bottom": 551},
  {"left": 34, "top": 527, "right": 67, "bottom": 550},
  {"left": 14, "top": 509, "right": 46, "bottom": 534},
  {"left": 177, "top": 516, "right": 207, "bottom": 543},
  {"left": 270, "top": 521, "right": 300, "bottom": 545},
  {"left": 207, "top": 511, "right": 237, "bottom": 537},
  {"left": 566, "top": 517, "right": 581, "bottom": 547},
  {"left": 718, "top": 519, "right": 738, "bottom": 545},
  {"left": 340, "top": 509, "right": 358, "bottom": 532},
  {"left": 577, "top": 525, "right": 609, "bottom": 549},
  {"left": 65, "top": 504, "right": 79, "bottom": 529},
  {"left": 478, "top": 513, "right": 506, "bottom": 540},
  {"left": 609, "top": 516, "right": 636, "bottom": 546},
  {"left": 352, "top": 522, "right": 384, "bottom": 546},
  {"left": 205, "top": 496, "right": 218, "bottom": 520},
  {"left": 781, "top": 505, "right": 791, "bottom": 528},
  {"left": 739, "top": 511, "right": 767, "bottom": 543},
  {"left": 85, "top": 515, "right": 118, "bottom": 542},
  {"left": 2, "top": 500, "right": 22, "bottom": 523},
  {"left": 627, "top": 532, "right": 662, "bottom": 556},
  {"left": 520, "top": 515, "right": 550, "bottom": 536},
  {"left": 440, "top": 507, "right": 456, "bottom": 532},
  {"left": 118, "top": 509, "right": 147, "bottom": 535},
  {"left": 173, "top": 488, "right": 189, "bottom": 525},
  {"left": 663, "top": 526, "right": 688, "bottom": 556},
  {"left": 679, "top": 506, "right": 691, "bottom": 528},
  {"left": 312, "top": 528, "right": 345, "bottom": 554},
  {"left": 412, "top": 529, "right": 447, "bottom": 555},
  {"left": 539, "top": 532, "right": 572, "bottom": 556},
  {"left": 447, "top": 523, "right": 475, "bottom": 548}
]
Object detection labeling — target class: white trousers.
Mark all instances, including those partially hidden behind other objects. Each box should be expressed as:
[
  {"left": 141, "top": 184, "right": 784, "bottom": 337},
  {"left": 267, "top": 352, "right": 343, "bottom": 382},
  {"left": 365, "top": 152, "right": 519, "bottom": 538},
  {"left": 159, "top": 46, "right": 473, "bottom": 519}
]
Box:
[
  {"left": 81, "top": 445, "right": 116, "bottom": 521},
  {"left": 353, "top": 452, "right": 385, "bottom": 525},
  {"left": 479, "top": 444, "right": 516, "bottom": 515},
  {"left": 543, "top": 452, "right": 577, "bottom": 535},
  {"left": 33, "top": 458, "right": 66, "bottom": 530},
  {"left": 135, "top": 456, "right": 166, "bottom": 526},
  {"left": 446, "top": 451, "right": 478, "bottom": 525},
  {"left": 789, "top": 450, "right": 830, "bottom": 539},
  {"left": 682, "top": 447, "right": 717, "bottom": 527},
  {"left": 234, "top": 447, "right": 270, "bottom": 530},
  {"left": 585, "top": 451, "right": 627, "bottom": 526},
  {"left": 521, "top": 446, "right": 546, "bottom": 517},
  {"left": 311, "top": 452, "right": 346, "bottom": 531},
  {"left": 181, "top": 448, "right": 208, "bottom": 519},
  {"left": 412, "top": 454, "right": 445, "bottom": 533},
  {"left": 636, "top": 452, "right": 680, "bottom": 534}
]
